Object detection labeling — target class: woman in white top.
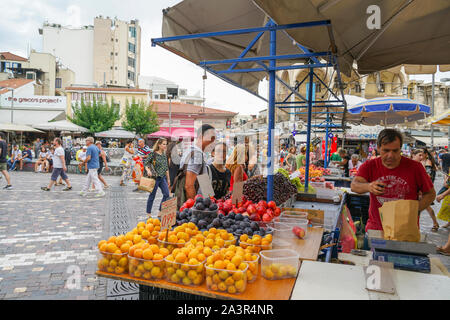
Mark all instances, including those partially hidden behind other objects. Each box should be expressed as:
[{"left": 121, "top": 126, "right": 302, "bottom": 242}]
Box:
[
  {"left": 348, "top": 154, "right": 362, "bottom": 170},
  {"left": 34, "top": 146, "right": 49, "bottom": 172},
  {"left": 120, "top": 140, "right": 135, "bottom": 186}
]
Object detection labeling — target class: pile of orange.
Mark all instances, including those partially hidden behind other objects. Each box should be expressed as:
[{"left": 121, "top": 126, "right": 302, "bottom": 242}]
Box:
[
  {"left": 204, "top": 245, "right": 249, "bottom": 294},
  {"left": 243, "top": 253, "right": 259, "bottom": 283},
  {"left": 97, "top": 235, "right": 135, "bottom": 275},
  {"left": 187, "top": 228, "right": 235, "bottom": 251},
  {"left": 164, "top": 246, "right": 206, "bottom": 286},
  {"left": 262, "top": 263, "right": 297, "bottom": 280},
  {"left": 128, "top": 242, "right": 169, "bottom": 280},
  {"left": 157, "top": 222, "right": 200, "bottom": 252},
  {"left": 129, "top": 218, "right": 161, "bottom": 244},
  {"left": 239, "top": 233, "right": 272, "bottom": 253}
]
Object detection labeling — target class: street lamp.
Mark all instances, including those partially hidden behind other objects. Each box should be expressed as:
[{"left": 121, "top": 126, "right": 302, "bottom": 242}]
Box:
[
  {"left": 440, "top": 78, "right": 450, "bottom": 148},
  {"left": 167, "top": 87, "right": 179, "bottom": 135}
]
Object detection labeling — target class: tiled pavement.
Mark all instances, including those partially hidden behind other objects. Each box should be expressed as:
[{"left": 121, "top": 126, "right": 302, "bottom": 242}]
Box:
[
  {"left": 0, "top": 171, "right": 160, "bottom": 300},
  {"left": 0, "top": 171, "right": 448, "bottom": 300}
]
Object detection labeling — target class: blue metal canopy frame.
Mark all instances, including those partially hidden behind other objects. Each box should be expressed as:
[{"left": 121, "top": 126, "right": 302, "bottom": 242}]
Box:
[{"left": 152, "top": 19, "right": 347, "bottom": 200}]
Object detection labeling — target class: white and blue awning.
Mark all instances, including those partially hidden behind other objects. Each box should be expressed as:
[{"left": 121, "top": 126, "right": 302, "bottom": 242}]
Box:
[{"left": 347, "top": 97, "right": 431, "bottom": 126}]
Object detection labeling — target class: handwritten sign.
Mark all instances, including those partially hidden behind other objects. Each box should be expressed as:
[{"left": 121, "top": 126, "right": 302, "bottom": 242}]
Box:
[
  {"left": 232, "top": 181, "right": 244, "bottom": 206},
  {"left": 197, "top": 173, "right": 215, "bottom": 198},
  {"left": 160, "top": 197, "right": 177, "bottom": 231}
]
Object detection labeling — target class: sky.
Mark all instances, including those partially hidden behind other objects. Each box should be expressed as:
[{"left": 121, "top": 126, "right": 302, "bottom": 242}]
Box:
[{"left": 0, "top": 0, "right": 448, "bottom": 115}]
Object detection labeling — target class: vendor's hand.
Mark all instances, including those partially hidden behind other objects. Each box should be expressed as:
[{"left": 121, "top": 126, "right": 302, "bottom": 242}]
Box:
[{"left": 369, "top": 181, "right": 386, "bottom": 195}]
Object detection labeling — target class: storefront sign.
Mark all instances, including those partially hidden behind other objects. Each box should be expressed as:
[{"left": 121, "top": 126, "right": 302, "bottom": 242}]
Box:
[{"left": 2, "top": 95, "right": 66, "bottom": 108}]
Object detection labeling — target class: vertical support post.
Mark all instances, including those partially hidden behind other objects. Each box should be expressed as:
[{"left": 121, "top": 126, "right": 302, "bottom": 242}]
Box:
[
  {"left": 169, "top": 97, "right": 172, "bottom": 135},
  {"left": 324, "top": 111, "right": 329, "bottom": 168},
  {"left": 304, "top": 68, "right": 314, "bottom": 192},
  {"left": 267, "top": 22, "right": 276, "bottom": 202},
  {"left": 431, "top": 73, "right": 435, "bottom": 149}
]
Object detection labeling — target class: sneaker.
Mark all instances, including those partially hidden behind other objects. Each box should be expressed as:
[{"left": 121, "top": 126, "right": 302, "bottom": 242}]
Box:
[
  {"left": 132, "top": 188, "right": 139, "bottom": 192},
  {"left": 63, "top": 186, "right": 72, "bottom": 191},
  {"left": 95, "top": 191, "right": 106, "bottom": 197},
  {"left": 3, "top": 185, "right": 12, "bottom": 190},
  {"left": 41, "top": 187, "right": 50, "bottom": 191},
  {"left": 79, "top": 191, "right": 87, "bottom": 197}
]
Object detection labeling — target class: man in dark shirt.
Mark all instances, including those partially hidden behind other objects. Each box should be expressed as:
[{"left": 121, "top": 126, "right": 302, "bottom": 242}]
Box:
[
  {"left": 18, "top": 146, "right": 33, "bottom": 171},
  {"left": 0, "top": 132, "right": 12, "bottom": 189}
]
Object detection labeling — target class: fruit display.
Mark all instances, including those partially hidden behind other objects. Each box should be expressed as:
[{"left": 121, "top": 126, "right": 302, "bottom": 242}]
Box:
[
  {"left": 189, "top": 228, "right": 236, "bottom": 250},
  {"left": 157, "top": 222, "right": 200, "bottom": 253},
  {"left": 97, "top": 235, "right": 137, "bottom": 275},
  {"left": 128, "top": 242, "right": 169, "bottom": 280},
  {"left": 261, "top": 263, "right": 298, "bottom": 280},
  {"left": 129, "top": 218, "right": 162, "bottom": 245},
  {"left": 242, "top": 173, "right": 297, "bottom": 206},
  {"left": 243, "top": 253, "right": 259, "bottom": 283},
  {"left": 178, "top": 197, "right": 278, "bottom": 235},
  {"left": 205, "top": 246, "right": 249, "bottom": 294},
  {"left": 164, "top": 246, "right": 206, "bottom": 286},
  {"left": 292, "top": 226, "right": 306, "bottom": 239},
  {"left": 297, "top": 165, "right": 331, "bottom": 178},
  {"left": 260, "top": 249, "right": 300, "bottom": 280},
  {"left": 239, "top": 233, "right": 273, "bottom": 254}
]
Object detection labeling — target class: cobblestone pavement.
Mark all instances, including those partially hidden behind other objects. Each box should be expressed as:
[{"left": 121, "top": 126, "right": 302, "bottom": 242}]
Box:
[
  {"left": 0, "top": 171, "right": 161, "bottom": 300},
  {"left": 0, "top": 171, "right": 448, "bottom": 300}
]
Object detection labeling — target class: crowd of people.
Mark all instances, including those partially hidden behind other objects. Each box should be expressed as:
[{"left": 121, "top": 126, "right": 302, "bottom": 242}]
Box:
[{"left": 1, "top": 126, "right": 449, "bottom": 255}]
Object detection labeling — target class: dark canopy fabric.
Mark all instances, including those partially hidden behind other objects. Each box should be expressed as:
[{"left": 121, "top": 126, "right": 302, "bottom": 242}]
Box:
[{"left": 254, "top": 0, "right": 450, "bottom": 76}]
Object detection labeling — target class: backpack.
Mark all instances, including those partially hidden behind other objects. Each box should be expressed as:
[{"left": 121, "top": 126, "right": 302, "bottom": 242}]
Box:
[{"left": 171, "top": 150, "right": 205, "bottom": 209}]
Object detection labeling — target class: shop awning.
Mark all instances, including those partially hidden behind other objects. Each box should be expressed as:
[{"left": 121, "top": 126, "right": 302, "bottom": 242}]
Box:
[
  {"left": 0, "top": 123, "right": 44, "bottom": 133},
  {"left": 431, "top": 110, "right": 450, "bottom": 126},
  {"left": 148, "top": 127, "right": 195, "bottom": 138},
  {"left": 33, "top": 120, "right": 89, "bottom": 133},
  {"left": 95, "top": 128, "right": 137, "bottom": 139},
  {"left": 0, "top": 110, "right": 65, "bottom": 126}
]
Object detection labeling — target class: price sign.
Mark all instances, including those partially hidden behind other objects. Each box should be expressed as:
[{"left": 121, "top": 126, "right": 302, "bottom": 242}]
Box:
[
  {"left": 160, "top": 197, "right": 177, "bottom": 231},
  {"left": 232, "top": 181, "right": 244, "bottom": 206}
]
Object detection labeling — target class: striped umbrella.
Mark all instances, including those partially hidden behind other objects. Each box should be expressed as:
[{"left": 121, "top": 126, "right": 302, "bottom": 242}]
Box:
[{"left": 347, "top": 97, "right": 431, "bottom": 126}]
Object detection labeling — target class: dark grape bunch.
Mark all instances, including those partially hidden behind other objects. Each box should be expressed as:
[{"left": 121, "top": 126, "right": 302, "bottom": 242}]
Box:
[{"left": 243, "top": 173, "right": 296, "bottom": 206}]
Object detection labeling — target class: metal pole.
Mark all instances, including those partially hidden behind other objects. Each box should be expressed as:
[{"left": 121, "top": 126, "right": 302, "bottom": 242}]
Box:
[
  {"left": 10, "top": 89, "right": 14, "bottom": 124},
  {"left": 324, "top": 112, "right": 329, "bottom": 168},
  {"left": 267, "top": 22, "right": 276, "bottom": 202},
  {"left": 431, "top": 73, "right": 435, "bottom": 149},
  {"left": 304, "top": 68, "right": 314, "bottom": 192},
  {"left": 169, "top": 97, "right": 172, "bottom": 135}
]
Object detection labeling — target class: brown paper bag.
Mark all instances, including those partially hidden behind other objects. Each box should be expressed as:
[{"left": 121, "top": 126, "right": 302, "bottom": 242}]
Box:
[
  {"left": 138, "top": 177, "right": 156, "bottom": 193},
  {"left": 379, "top": 200, "right": 420, "bottom": 242}
]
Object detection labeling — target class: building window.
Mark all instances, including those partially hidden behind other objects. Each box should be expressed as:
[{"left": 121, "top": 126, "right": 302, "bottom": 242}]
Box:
[
  {"left": 55, "top": 78, "right": 62, "bottom": 88},
  {"left": 128, "top": 42, "right": 136, "bottom": 53},
  {"left": 116, "top": 39, "right": 118, "bottom": 42},
  {"left": 129, "top": 26, "right": 136, "bottom": 38},
  {"left": 128, "top": 57, "right": 135, "bottom": 68},
  {"left": 110, "top": 66, "right": 113, "bottom": 70},
  {"left": 111, "top": 38, "right": 114, "bottom": 42},
  {"left": 355, "top": 84, "right": 361, "bottom": 93},
  {"left": 115, "top": 67, "right": 117, "bottom": 70},
  {"left": 159, "top": 94, "right": 166, "bottom": 100},
  {"left": 111, "top": 52, "right": 113, "bottom": 56},
  {"left": 128, "top": 71, "right": 135, "bottom": 81},
  {"left": 154, "top": 94, "right": 159, "bottom": 99},
  {"left": 378, "top": 82, "right": 385, "bottom": 93},
  {"left": 115, "top": 52, "right": 118, "bottom": 56},
  {"left": 26, "top": 72, "right": 36, "bottom": 80}
]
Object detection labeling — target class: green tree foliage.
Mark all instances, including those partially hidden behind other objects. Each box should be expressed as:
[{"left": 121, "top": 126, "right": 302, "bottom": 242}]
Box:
[
  {"left": 122, "top": 98, "right": 159, "bottom": 137},
  {"left": 68, "top": 97, "right": 120, "bottom": 133}
]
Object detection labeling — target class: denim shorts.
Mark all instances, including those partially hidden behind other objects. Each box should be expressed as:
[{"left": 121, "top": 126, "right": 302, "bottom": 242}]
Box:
[{"left": 51, "top": 168, "right": 68, "bottom": 181}]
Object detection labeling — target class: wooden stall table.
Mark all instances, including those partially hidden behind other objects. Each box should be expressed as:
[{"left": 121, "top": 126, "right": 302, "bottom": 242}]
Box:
[
  {"left": 97, "top": 264, "right": 298, "bottom": 300},
  {"left": 273, "top": 227, "right": 324, "bottom": 262}
]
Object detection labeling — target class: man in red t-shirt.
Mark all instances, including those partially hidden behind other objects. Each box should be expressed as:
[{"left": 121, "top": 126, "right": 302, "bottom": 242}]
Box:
[{"left": 351, "top": 129, "right": 435, "bottom": 231}]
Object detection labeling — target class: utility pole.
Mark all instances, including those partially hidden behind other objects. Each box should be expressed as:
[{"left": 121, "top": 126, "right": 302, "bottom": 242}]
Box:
[{"left": 440, "top": 78, "right": 450, "bottom": 148}]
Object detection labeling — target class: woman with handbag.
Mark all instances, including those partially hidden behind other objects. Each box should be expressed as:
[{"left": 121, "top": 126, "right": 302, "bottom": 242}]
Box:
[{"left": 145, "top": 138, "right": 170, "bottom": 216}]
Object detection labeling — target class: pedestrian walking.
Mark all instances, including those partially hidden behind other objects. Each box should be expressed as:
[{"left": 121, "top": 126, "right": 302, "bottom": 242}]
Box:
[
  {"left": 41, "top": 138, "right": 72, "bottom": 191},
  {"left": 0, "top": 132, "right": 12, "bottom": 189},
  {"left": 145, "top": 138, "right": 170, "bottom": 216},
  {"left": 92, "top": 141, "right": 109, "bottom": 190},
  {"left": 79, "top": 137, "right": 104, "bottom": 197},
  {"left": 119, "top": 140, "right": 134, "bottom": 186}
]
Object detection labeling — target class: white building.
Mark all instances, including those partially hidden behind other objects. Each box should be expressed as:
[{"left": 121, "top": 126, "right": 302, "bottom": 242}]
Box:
[
  {"left": 138, "top": 75, "right": 204, "bottom": 105},
  {"left": 0, "top": 78, "right": 66, "bottom": 125},
  {"left": 40, "top": 23, "right": 94, "bottom": 85}
]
